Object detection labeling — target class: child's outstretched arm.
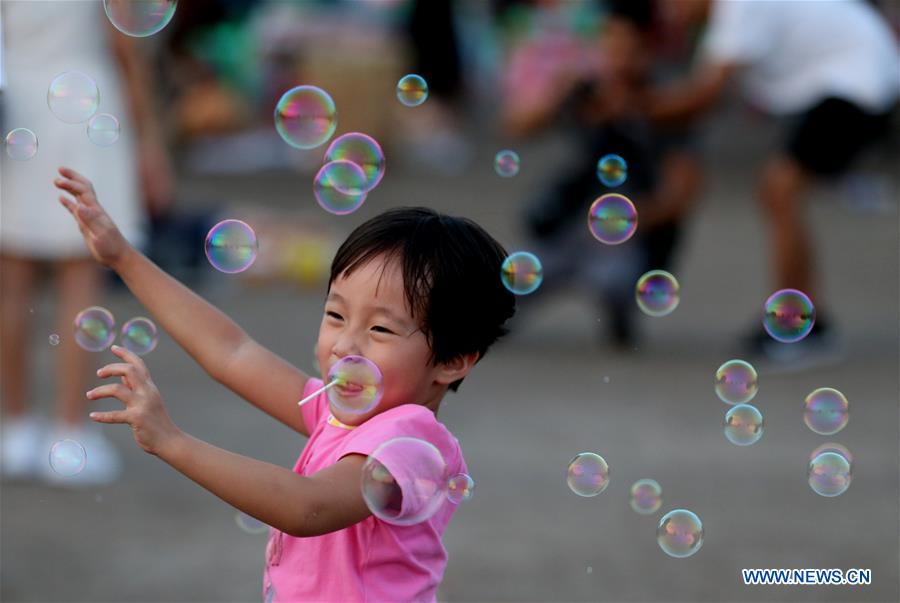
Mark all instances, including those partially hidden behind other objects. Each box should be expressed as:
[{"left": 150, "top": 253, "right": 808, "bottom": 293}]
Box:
[
  {"left": 55, "top": 167, "right": 312, "bottom": 436},
  {"left": 90, "top": 346, "right": 370, "bottom": 537}
]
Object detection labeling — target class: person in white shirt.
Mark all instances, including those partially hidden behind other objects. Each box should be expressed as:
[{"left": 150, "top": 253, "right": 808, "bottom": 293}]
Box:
[{"left": 646, "top": 0, "right": 899, "bottom": 357}]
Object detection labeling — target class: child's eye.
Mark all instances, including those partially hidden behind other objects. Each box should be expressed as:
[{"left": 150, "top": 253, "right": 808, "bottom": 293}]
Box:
[
  {"left": 326, "top": 311, "right": 343, "bottom": 321},
  {"left": 371, "top": 325, "right": 394, "bottom": 334}
]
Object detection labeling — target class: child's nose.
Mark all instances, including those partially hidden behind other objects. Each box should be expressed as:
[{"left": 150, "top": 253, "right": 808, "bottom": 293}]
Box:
[{"left": 331, "top": 333, "right": 362, "bottom": 359}]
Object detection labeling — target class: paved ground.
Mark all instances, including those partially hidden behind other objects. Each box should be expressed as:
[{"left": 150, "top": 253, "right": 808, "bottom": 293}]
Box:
[{"left": 2, "top": 112, "right": 898, "bottom": 602}]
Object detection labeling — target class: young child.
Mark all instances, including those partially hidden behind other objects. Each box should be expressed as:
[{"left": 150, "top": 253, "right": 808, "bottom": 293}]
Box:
[{"left": 54, "top": 166, "right": 516, "bottom": 601}]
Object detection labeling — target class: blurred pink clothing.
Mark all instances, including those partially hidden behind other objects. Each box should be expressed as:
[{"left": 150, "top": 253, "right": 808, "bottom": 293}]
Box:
[{"left": 263, "top": 378, "right": 467, "bottom": 602}]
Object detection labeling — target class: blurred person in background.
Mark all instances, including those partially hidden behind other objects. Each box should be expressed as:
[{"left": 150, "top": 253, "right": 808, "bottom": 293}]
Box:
[
  {"left": 503, "top": 0, "right": 701, "bottom": 348},
  {"left": 0, "top": 1, "right": 173, "bottom": 486},
  {"left": 647, "top": 0, "right": 899, "bottom": 362}
]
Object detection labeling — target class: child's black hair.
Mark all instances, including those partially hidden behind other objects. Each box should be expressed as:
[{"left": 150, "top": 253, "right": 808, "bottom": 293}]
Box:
[{"left": 328, "top": 207, "right": 516, "bottom": 392}]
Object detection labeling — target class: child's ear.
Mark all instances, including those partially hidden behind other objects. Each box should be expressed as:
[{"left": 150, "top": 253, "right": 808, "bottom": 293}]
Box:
[{"left": 435, "top": 352, "right": 480, "bottom": 386}]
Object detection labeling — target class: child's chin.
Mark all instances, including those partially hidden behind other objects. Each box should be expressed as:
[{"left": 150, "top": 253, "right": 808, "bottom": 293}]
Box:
[{"left": 329, "top": 405, "right": 374, "bottom": 427}]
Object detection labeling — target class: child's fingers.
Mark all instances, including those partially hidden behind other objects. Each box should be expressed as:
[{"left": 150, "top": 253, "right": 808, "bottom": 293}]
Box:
[
  {"left": 58, "top": 166, "right": 91, "bottom": 187},
  {"left": 54, "top": 177, "right": 91, "bottom": 197},
  {"left": 86, "top": 383, "right": 135, "bottom": 403},
  {"left": 110, "top": 345, "right": 149, "bottom": 376},
  {"left": 88, "top": 410, "right": 130, "bottom": 425},
  {"left": 97, "top": 361, "right": 141, "bottom": 382}
]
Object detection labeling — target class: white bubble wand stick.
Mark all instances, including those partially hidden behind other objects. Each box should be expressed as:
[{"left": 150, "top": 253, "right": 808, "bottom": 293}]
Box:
[{"left": 298, "top": 378, "right": 339, "bottom": 407}]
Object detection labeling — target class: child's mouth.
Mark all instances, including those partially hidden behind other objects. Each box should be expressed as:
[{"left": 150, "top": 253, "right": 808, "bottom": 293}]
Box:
[{"left": 336, "top": 381, "right": 364, "bottom": 396}]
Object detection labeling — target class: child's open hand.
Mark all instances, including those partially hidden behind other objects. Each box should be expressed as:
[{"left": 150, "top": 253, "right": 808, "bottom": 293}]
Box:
[
  {"left": 87, "top": 345, "right": 183, "bottom": 457},
  {"left": 54, "top": 167, "right": 131, "bottom": 268}
]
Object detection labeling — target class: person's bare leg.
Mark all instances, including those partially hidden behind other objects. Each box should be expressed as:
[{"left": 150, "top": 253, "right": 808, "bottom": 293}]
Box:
[
  {"left": 54, "top": 258, "right": 102, "bottom": 427},
  {"left": 758, "top": 155, "right": 817, "bottom": 300},
  {"left": 0, "top": 254, "right": 39, "bottom": 419}
]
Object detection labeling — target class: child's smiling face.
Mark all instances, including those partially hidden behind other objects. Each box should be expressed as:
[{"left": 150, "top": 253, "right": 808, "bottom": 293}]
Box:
[{"left": 316, "top": 254, "right": 463, "bottom": 425}]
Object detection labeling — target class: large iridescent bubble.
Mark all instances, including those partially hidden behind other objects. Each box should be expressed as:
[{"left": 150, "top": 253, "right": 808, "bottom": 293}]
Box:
[
  {"left": 5, "top": 128, "right": 38, "bottom": 160},
  {"left": 635, "top": 270, "right": 680, "bottom": 317},
  {"left": 567, "top": 452, "right": 610, "bottom": 497},
  {"left": 808, "top": 451, "right": 851, "bottom": 497},
  {"left": 103, "top": 0, "right": 177, "bottom": 37},
  {"left": 49, "top": 439, "right": 87, "bottom": 476},
  {"left": 324, "top": 133, "right": 385, "bottom": 192},
  {"left": 724, "top": 404, "right": 764, "bottom": 446},
  {"left": 630, "top": 479, "right": 662, "bottom": 515},
  {"left": 73, "top": 306, "right": 116, "bottom": 352},
  {"left": 763, "top": 289, "right": 815, "bottom": 343},
  {"left": 361, "top": 437, "right": 448, "bottom": 525},
  {"left": 803, "top": 387, "right": 848, "bottom": 435},
  {"left": 588, "top": 194, "right": 637, "bottom": 245},
  {"left": 205, "top": 219, "right": 258, "bottom": 274},
  {"left": 274, "top": 86, "right": 337, "bottom": 150},
  {"left": 500, "top": 251, "right": 543, "bottom": 295},
  {"left": 715, "top": 359, "right": 758, "bottom": 405},
  {"left": 657, "top": 509, "right": 703, "bottom": 558},
  {"left": 48, "top": 71, "right": 100, "bottom": 124},
  {"left": 396, "top": 74, "right": 428, "bottom": 107},
  {"left": 314, "top": 160, "right": 368, "bottom": 215},
  {"left": 597, "top": 153, "right": 627, "bottom": 187},
  {"left": 121, "top": 317, "right": 159, "bottom": 356},
  {"left": 327, "top": 355, "right": 383, "bottom": 415}
]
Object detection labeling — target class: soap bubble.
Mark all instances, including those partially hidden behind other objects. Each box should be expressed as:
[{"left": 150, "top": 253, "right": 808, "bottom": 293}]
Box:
[
  {"left": 567, "top": 452, "right": 610, "bottom": 497},
  {"left": 396, "top": 74, "right": 428, "bottom": 107},
  {"left": 763, "top": 289, "right": 815, "bottom": 343},
  {"left": 73, "top": 306, "right": 116, "bottom": 352},
  {"left": 803, "top": 387, "right": 848, "bottom": 435},
  {"left": 5, "top": 128, "right": 38, "bottom": 160},
  {"left": 597, "top": 154, "right": 627, "bottom": 187},
  {"left": 715, "top": 359, "right": 758, "bottom": 405},
  {"left": 313, "top": 160, "right": 368, "bottom": 215},
  {"left": 588, "top": 193, "right": 637, "bottom": 245},
  {"left": 447, "top": 473, "right": 475, "bottom": 504},
  {"left": 87, "top": 113, "right": 120, "bottom": 147},
  {"left": 494, "top": 150, "right": 520, "bottom": 177},
  {"left": 49, "top": 334, "right": 61, "bottom": 346},
  {"left": 234, "top": 512, "right": 269, "bottom": 535},
  {"left": 327, "top": 355, "right": 383, "bottom": 415},
  {"left": 361, "top": 437, "right": 448, "bottom": 525},
  {"left": 657, "top": 509, "right": 703, "bottom": 558},
  {"left": 103, "top": 0, "right": 177, "bottom": 37},
  {"left": 810, "top": 443, "right": 853, "bottom": 467},
  {"left": 630, "top": 479, "right": 662, "bottom": 514},
  {"left": 47, "top": 71, "right": 100, "bottom": 123},
  {"left": 324, "top": 132, "right": 385, "bottom": 192},
  {"left": 205, "top": 219, "right": 258, "bottom": 274},
  {"left": 724, "top": 404, "right": 764, "bottom": 446},
  {"left": 121, "top": 317, "right": 159, "bottom": 356},
  {"left": 49, "top": 439, "right": 87, "bottom": 476},
  {"left": 501, "top": 251, "right": 543, "bottom": 295},
  {"left": 635, "top": 270, "right": 680, "bottom": 317},
  {"left": 274, "top": 85, "right": 337, "bottom": 150},
  {"left": 808, "top": 451, "right": 852, "bottom": 497}
]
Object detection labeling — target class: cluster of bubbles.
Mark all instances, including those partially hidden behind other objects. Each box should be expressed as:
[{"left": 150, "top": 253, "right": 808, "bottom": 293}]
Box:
[
  {"left": 103, "top": 0, "right": 177, "bottom": 38},
  {"left": 314, "top": 131, "right": 386, "bottom": 215},
  {"left": 396, "top": 74, "right": 429, "bottom": 107},
  {"left": 635, "top": 270, "right": 680, "bottom": 317},
  {"left": 205, "top": 219, "right": 259, "bottom": 274},
  {"left": 763, "top": 288, "right": 815, "bottom": 343},
  {"left": 588, "top": 194, "right": 638, "bottom": 245},
  {"left": 500, "top": 251, "right": 544, "bottom": 295},
  {"left": 73, "top": 307, "right": 159, "bottom": 354},
  {"left": 804, "top": 385, "right": 851, "bottom": 497},
  {"left": 360, "top": 437, "right": 474, "bottom": 526},
  {"left": 566, "top": 452, "right": 610, "bottom": 497},
  {"left": 494, "top": 150, "right": 520, "bottom": 177},
  {"left": 326, "top": 355, "right": 384, "bottom": 416},
  {"left": 597, "top": 154, "right": 627, "bottom": 187},
  {"left": 274, "top": 85, "right": 337, "bottom": 151},
  {"left": 48, "top": 439, "right": 87, "bottom": 476}
]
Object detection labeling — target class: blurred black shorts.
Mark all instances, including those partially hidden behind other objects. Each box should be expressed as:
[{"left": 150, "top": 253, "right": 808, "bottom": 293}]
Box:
[{"left": 786, "top": 97, "right": 894, "bottom": 177}]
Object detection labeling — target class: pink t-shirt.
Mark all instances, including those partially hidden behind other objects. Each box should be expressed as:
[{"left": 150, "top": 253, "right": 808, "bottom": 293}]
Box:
[{"left": 263, "top": 378, "right": 467, "bottom": 602}]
